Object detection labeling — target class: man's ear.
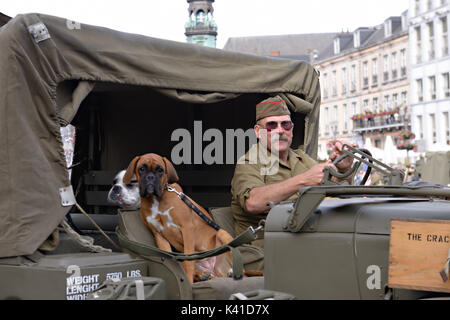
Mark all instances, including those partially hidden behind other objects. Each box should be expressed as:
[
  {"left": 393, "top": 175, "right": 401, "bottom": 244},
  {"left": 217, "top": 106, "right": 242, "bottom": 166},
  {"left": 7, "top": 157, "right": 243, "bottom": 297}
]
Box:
[
  {"left": 254, "top": 123, "right": 261, "bottom": 140},
  {"left": 162, "top": 157, "right": 179, "bottom": 184},
  {"left": 123, "top": 156, "right": 140, "bottom": 183}
]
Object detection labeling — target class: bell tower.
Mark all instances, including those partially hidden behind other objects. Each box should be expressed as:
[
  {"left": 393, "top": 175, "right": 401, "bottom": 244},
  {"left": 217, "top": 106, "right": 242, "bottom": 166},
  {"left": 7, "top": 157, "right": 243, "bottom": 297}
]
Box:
[{"left": 185, "top": 0, "right": 217, "bottom": 48}]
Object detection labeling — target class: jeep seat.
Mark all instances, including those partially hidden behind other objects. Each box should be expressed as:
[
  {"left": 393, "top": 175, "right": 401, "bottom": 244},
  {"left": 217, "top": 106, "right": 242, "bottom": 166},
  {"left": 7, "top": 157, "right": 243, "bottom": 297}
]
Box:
[
  {"left": 117, "top": 210, "right": 264, "bottom": 300},
  {"left": 209, "top": 207, "right": 264, "bottom": 272}
]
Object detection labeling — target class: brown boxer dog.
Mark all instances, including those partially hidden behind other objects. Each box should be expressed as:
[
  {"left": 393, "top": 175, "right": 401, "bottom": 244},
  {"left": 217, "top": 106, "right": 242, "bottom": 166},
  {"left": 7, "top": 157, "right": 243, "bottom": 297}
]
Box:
[{"left": 123, "top": 153, "right": 238, "bottom": 284}]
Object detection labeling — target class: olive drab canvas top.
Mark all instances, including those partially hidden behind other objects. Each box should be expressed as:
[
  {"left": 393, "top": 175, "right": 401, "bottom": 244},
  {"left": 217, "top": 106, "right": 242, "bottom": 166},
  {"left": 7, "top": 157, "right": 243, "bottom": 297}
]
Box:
[
  {"left": 231, "top": 143, "right": 317, "bottom": 242},
  {"left": 0, "top": 12, "right": 321, "bottom": 257}
]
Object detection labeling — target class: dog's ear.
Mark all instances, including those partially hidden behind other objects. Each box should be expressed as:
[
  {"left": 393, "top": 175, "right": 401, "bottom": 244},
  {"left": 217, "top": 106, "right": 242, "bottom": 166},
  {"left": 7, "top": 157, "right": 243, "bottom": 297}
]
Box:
[
  {"left": 123, "top": 156, "right": 140, "bottom": 183},
  {"left": 162, "top": 157, "right": 179, "bottom": 183}
]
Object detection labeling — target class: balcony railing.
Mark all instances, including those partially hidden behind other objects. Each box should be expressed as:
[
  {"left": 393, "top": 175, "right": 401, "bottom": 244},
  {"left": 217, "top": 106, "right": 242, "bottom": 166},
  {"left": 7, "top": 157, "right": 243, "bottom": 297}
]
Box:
[
  {"left": 352, "top": 114, "right": 410, "bottom": 132},
  {"left": 185, "top": 26, "right": 218, "bottom": 35}
]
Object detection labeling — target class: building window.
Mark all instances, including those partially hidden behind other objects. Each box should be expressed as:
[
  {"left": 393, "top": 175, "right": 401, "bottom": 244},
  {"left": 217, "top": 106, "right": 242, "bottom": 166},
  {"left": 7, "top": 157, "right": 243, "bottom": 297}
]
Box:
[
  {"left": 334, "top": 38, "right": 340, "bottom": 55},
  {"left": 443, "top": 72, "right": 450, "bottom": 97},
  {"left": 400, "top": 49, "right": 407, "bottom": 78},
  {"left": 383, "top": 55, "right": 389, "bottom": 82},
  {"left": 384, "top": 95, "right": 390, "bottom": 109},
  {"left": 322, "top": 73, "right": 328, "bottom": 99},
  {"left": 332, "top": 70, "right": 337, "bottom": 96},
  {"left": 401, "top": 91, "right": 408, "bottom": 106},
  {"left": 351, "top": 65, "right": 357, "bottom": 92},
  {"left": 351, "top": 101, "right": 358, "bottom": 129},
  {"left": 416, "top": 27, "right": 422, "bottom": 63},
  {"left": 444, "top": 112, "right": 450, "bottom": 145},
  {"left": 373, "top": 97, "right": 379, "bottom": 112},
  {"left": 430, "top": 113, "right": 437, "bottom": 144},
  {"left": 363, "top": 99, "right": 369, "bottom": 111},
  {"left": 196, "top": 10, "right": 206, "bottom": 23},
  {"left": 324, "top": 106, "right": 329, "bottom": 135},
  {"left": 362, "top": 61, "right": 369, "bottom": 88},
  {"left": 354, "top": 31, "right": 360, "bottom": 48},
  {"left": 442, "top": 17, "right": 449, "bottom": 56},
  {"left": 372, "top": 58, "right": 378, "bottom": 86},
  {"left": 393, "top": 93, "right": 398, "bottom": 107},
  {"left": 428, "top": 22, "right": 435, "bottom": 60},
  {"left": 429, "top": 76, "right": 436, "bottom": 100},
  {"left": 427, "top": 0, "right": 433, "bottom": 10},
  {"left": 332, "top": 105, "right": 339, "bottom": 135},
  {"left": 417, "top": 79, "right": 423, "bottom": 102},
  {"left": 343, "top": 103, "right": 348, "bottom": 132},
  {"left": 384, "top": 20, "right": 392, "bottom": 38},
  {"left": 417, "top": 115, "right": 423, "bottom": 139},
  {"left": 391, "top": 52, "right": 398, "bottom": 80},
  {"left": 342, "top": 67, "right": 347, "bottom": 94},
  {"left": 415, "top": 0, "right": 420, "bottom": 16}
]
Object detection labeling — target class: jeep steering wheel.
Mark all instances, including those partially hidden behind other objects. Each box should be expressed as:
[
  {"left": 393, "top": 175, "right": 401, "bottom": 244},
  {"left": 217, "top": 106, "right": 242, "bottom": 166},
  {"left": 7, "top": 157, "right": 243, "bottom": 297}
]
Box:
[{"left": 321, "top": 147, "right": 373, "bottom": 186}]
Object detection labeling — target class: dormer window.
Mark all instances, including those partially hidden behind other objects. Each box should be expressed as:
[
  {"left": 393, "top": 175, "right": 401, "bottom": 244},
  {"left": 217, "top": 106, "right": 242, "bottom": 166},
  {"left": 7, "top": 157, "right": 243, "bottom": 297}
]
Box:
[
  {"left": 385, "top": 20, "right": 392, "bottom": 38},
  {"left": 334, "top": 38, "right": 340, "bottom": 54},
  {"left": 354, "top": 31, "right": 361, "bottom": 48}
]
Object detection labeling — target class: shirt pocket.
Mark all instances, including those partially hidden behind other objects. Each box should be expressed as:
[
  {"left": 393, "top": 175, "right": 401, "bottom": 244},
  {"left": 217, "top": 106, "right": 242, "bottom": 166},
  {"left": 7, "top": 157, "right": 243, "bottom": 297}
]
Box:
[{"left": 264, "top": 172, "right": 289, "bottom": 186}]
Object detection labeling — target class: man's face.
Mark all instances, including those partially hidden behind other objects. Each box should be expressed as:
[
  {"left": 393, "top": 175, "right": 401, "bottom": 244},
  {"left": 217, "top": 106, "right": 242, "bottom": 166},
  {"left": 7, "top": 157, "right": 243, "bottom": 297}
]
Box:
[{"left": 254, "top": 115, "right": 294, "bottom": 154}]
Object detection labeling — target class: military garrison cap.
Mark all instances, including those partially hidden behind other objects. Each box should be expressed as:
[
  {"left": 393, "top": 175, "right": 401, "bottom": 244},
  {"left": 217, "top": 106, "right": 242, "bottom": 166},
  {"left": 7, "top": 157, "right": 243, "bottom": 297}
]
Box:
[{"left": 256, "top": 95, "right": 291, "bottom": 121}]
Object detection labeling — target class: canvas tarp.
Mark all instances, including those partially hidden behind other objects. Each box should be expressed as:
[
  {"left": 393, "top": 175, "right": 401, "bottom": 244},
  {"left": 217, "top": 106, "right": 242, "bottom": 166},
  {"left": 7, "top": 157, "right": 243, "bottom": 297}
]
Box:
[
  {"left": 0, "top": 13, "right": 321, "bottom": 257},
  {"left": 417, "top": 151, "right": 450, "bottom": 186}
]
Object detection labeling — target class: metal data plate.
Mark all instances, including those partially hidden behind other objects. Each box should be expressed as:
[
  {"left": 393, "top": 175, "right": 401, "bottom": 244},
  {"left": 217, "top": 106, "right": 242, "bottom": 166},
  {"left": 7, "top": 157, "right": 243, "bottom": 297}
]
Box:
[
  {"left": 28, "top": 22, "right": 51, "bottom": 43},
  {"left": 59, "top": 185, "right": 76, "bottom": 207}
]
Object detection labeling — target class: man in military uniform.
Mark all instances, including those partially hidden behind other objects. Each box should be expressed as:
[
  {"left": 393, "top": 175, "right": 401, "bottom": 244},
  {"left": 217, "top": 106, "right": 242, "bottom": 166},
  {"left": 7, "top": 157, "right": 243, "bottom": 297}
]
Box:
[{"left": 231, "top": 96, "right": 353, "bottom": 247}]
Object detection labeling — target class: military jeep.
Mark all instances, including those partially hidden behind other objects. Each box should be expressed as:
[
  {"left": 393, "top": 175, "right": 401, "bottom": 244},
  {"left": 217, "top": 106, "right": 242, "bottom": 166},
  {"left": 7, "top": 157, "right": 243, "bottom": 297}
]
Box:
[{"left": 0, "top": 12, "right": 449, "bottom": 300}]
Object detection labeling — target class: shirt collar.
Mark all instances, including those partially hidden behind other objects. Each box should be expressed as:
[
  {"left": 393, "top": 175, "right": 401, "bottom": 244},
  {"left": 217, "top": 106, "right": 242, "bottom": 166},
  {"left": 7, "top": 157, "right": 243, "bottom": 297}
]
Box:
[{"left": 243, "top": 143, "right": 304, "bottom": 170}]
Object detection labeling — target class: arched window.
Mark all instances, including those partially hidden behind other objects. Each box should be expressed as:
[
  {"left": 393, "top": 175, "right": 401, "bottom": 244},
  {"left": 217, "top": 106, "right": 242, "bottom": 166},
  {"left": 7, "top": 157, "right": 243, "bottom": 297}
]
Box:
[{"left": 196, "top": 10, "right": 205, "bottom": 24}]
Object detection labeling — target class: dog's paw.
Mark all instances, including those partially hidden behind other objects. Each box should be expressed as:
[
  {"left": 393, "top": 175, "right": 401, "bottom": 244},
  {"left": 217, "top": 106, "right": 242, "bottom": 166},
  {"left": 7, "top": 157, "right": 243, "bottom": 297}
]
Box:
[
  {"left": 244, "top": 270, "right": 264, "bottom": 277},
  {"left": 194, "top": 272, "right": 214, "bottom": 282}
]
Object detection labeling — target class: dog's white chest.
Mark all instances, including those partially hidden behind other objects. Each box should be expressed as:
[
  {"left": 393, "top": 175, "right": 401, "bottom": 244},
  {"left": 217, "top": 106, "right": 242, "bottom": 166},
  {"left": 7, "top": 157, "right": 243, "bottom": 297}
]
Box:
[{"left": 146, "top": 199, "right": 179, "bottom": 232}]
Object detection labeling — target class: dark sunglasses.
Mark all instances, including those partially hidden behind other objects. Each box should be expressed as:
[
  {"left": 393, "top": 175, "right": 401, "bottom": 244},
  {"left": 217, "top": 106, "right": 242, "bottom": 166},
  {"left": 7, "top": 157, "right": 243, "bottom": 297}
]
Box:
[{"left": 262, "top": 120, "right": 294, "bottom": 131}]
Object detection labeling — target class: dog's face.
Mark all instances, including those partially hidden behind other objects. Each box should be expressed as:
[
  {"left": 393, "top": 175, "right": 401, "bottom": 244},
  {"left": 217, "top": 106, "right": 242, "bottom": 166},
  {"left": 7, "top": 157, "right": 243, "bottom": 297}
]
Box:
[
  {"left": 107, "top": 170, "right": 141, "bottom": 210},
  {"left": 123, "top": 154, "right": 179, "bottom": 199}
]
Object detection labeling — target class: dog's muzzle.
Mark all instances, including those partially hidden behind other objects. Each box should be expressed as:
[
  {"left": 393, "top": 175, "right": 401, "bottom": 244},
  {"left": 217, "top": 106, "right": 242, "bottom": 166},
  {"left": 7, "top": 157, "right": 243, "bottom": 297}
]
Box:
[
  {"left": 108, "top": 185, "right": 122, "bottom": 201},
  {"left": 139, "top": 171, "right": 162, "bottom": 198}
]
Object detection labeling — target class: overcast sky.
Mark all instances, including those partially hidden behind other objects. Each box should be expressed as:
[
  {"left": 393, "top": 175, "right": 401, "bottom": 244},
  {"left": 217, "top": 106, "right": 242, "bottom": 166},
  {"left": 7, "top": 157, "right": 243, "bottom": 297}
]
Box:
[{"left": 2, "top": 0, "right": 409, "bottom": 48}]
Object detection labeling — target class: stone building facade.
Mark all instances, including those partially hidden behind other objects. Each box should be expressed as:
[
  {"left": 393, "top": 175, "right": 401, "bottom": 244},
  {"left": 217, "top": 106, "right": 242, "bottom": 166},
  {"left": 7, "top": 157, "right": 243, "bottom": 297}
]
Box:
[
  {"left": 313, "top": 13, "right": 410, "bottom": 160},
  {"left": 409, "top": 0, "right": 450, "bottom": 152}
]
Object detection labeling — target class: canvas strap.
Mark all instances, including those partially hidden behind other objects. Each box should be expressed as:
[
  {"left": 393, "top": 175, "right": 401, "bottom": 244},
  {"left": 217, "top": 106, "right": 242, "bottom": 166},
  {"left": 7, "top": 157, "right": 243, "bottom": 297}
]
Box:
[
  {"left": 166, "top": 185, "right": 221, "bottom": 231},
  {"left": 116, "top": 226, "right": 258, "bottom": 280}
]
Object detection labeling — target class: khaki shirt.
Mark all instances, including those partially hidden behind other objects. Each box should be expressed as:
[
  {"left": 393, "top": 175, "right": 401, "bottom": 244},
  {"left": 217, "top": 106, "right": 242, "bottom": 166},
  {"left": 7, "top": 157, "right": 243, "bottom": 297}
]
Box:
[{"left": 230, "top": 143, "right": 317, "bottom": 245}]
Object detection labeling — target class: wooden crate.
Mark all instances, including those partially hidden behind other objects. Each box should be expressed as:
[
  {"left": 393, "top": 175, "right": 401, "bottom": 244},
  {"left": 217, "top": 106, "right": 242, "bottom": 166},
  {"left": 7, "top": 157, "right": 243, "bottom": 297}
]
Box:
[{"left": 388, "top": 218, "right": 450, "bottom": 293}]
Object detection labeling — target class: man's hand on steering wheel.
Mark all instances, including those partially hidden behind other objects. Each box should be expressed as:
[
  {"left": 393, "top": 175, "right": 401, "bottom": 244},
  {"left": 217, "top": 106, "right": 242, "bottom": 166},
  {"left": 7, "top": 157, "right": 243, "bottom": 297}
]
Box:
[{"left": 328, "top": 140, "right": 357, "bottom": 173}]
